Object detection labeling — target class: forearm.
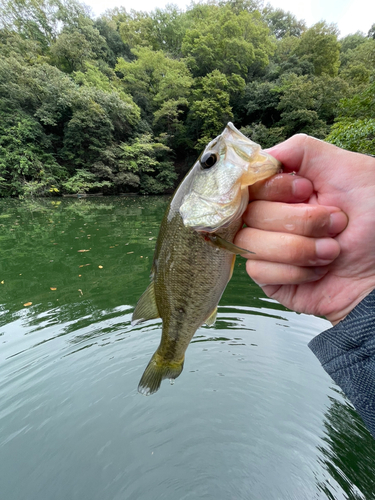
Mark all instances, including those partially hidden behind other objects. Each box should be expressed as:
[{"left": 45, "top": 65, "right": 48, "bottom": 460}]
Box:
[{"left": 309, "top": 289, "right": 375, "bottom": 438}]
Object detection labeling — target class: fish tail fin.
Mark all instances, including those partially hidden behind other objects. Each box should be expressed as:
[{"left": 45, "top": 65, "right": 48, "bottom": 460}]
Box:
[{"left": 138, "top": 351, "right": 184, "bottom": 396}]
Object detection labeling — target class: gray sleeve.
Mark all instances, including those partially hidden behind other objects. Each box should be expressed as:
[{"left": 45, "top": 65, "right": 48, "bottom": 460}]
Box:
[{"left": 308, "top": 289, "right": 375, "bottom": 438}]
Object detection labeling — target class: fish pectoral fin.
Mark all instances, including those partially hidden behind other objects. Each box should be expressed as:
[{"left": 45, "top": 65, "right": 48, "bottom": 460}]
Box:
[
  {"left": 204, "top": 233, "right": 255, "bottom": 255},
  {"left": 138, "top": 352, "right": 184, "bottom": 396},
  {"left": 132, "top": 282, "right": 160, "bottom": 325},
  {"left": 205, "top": 307, "right": 217, "bottom": 326}
]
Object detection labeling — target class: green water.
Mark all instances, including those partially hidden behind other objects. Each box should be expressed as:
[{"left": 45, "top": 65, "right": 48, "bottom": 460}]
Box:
[{"left": 0, "top": 197, "right": 374, "bottom": 500}]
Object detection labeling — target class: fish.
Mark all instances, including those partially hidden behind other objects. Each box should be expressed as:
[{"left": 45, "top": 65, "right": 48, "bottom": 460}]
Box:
[{"left": 132, "top": 122, "right": 281, "bottom": 395}]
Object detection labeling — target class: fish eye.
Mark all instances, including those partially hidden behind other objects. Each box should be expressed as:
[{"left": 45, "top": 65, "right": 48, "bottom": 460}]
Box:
[{"left": 200, "top": 152, "right": 218, "bottom": 169}]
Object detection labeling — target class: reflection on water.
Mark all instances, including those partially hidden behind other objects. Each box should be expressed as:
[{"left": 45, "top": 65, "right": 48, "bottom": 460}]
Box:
[
  {"left": 316, "top": 393, "right": 375, "bottom": 499},
  {"left": 0, "top": 197, "right": 374, "bottom": 500}
]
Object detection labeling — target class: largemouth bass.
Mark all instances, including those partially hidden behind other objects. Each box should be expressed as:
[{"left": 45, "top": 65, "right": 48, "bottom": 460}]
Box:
[{"left": 133, "top": 122, "right": 280, "bottom": 395}]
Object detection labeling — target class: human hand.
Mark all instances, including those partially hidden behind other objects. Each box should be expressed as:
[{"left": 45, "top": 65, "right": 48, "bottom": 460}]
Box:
[{"left": 234, "top": 134, "right": 375, "bottom": 324}]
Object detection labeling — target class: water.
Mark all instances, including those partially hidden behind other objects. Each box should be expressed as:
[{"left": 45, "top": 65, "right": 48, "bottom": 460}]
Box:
[{"left": 0, "top": 197, "right": 374, "bottom": 500}]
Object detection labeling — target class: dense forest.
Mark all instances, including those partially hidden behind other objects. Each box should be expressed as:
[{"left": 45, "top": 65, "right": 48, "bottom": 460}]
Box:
[{"left": 1, "top": 0, "right": 374, "bottom": 197}]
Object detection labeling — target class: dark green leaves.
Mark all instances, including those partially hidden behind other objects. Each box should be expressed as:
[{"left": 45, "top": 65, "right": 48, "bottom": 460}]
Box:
[{"left": 1, "top": 0, "right": 374, "bottom": 198}]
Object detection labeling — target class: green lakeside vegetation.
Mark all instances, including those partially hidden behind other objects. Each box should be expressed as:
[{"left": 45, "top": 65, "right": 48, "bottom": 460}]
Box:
[{"left": 1, "top": 0, "right": 374, "bottom": 198}]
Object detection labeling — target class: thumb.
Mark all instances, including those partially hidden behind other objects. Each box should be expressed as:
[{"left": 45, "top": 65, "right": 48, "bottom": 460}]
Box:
[{"left": 264, "top": 134, "right": 324, "bottom": 174}]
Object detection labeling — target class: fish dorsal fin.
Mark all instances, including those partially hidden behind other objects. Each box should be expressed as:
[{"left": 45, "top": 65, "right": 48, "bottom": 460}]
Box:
[
  {"left": 203, "top": 233, "right": 255, "bottom": 255},
  {"left": 205, "top": 307, "right": 217, "bottom": 326},
  {"left": 132, "top": 282, "right": 160, "bottom": 325}
]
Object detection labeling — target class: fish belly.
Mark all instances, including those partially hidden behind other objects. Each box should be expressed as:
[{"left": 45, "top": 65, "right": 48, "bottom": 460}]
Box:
[{"left": 137, "top": 212, "right": 240, "bottom": 395}]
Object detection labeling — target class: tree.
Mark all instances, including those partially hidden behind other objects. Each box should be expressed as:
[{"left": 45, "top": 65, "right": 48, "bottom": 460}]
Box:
[
  {"left": 118, "top": 9, "right": 157, "bottom": 50},
  {"left": 0, "top": 0, "right": 372, "bottom": 197},
  {"left": 50, "top": 30, "right": 94, "bottom": 72},
  {"left": 150, "top": 5, "right": 188, "bottom": 56},
  {"left": 181, "top": 4, "right": 274, "bottom": 78},
  {"left": 0, "top": 111, "right": 64, "bottom": 197},
  {"left": 262, "top": 6, "right": 306, "bottom": 39},
  {"left": 340, "top": 32, "right": 367, "bottom": 55},
  {"left": 295, "top": 22, "right": 340, "bottom": 77},
  {"left": 326, "top": 80, "right": 375, "bottom": 155},
  {"left": 114, "top": 134, "right": 177, "bottom": 194},
  {"left": 326, "top": 119, "right": 375, "bottom": 155},
  {"left": 93, "top": 18, "right": 132, "bottom": 66},
  {"left": 240, "top": 122, "right": 285, "bottom": 148},
  {"left": 188, "top": 70, "right": 241, "bottom": 149},
  {"left": 339, "top": 38, "right": 375, "bottom": 73},
  {"left": 276, "top": 74, "right": 330, "bottom": 137},
  {"left": 116, "top": 46, "right": 193, "bottom": 146},
  {"left": 0, "top": 0, "right": 59, "bottom": 48},
  {"left": 244, "top": 80, "right": 281, "bottom": 127},
  {"left": 368, "top": 23, "right": 375, "bottom": 39},
  {"left": 61, "top": 85, "right": 140, "bottom": 168}
]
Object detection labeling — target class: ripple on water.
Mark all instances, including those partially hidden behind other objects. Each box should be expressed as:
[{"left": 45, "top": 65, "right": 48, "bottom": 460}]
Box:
[{"left": 1, "top": 198, "right": 374, "bottom": 500}]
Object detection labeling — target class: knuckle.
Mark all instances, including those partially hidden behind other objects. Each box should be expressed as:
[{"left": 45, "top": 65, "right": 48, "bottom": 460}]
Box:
[
  {"left": 299, "top": 207, "right": 329, "bottom": 236},
  {"left": 286, "top": 243, "right": 305, "bottom": 263},
  {"left": 246, "top": 260, "right": 267, "bottom": 284},
  {"left": 282, "top": 235, "right": 315, "bottom": 264}
]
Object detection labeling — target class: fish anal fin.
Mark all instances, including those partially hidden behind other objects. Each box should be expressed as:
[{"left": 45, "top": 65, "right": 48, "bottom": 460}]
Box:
[
  {"left": 205, "top": 307, "right": 217, "bottom": 326},
  {"left": 203, "top": 233, "right": 255, "bottom": 255},
  {"left": 132, "top": 282, "right": 160, "bottom": 325},
  {"left": 138, "top": 352, "right": 184, "bottom": 396}
]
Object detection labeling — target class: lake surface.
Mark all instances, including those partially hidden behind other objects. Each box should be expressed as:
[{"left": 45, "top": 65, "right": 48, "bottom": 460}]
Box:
[{"left": 0, "top": 197, "right": 374, "bottom": 500}]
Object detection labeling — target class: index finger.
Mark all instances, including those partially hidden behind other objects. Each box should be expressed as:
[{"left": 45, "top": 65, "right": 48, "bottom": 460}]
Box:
[{"left": 250, "top": 173, "right": 313, "bottom": 203}]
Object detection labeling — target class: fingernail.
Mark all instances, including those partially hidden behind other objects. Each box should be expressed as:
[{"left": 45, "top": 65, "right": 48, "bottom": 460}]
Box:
[
  {"left": 315, "top": 238, "right": 340, "bottom": 260},
  {"left": 329, "top": 211, "right": 348, "bottom": 235}
]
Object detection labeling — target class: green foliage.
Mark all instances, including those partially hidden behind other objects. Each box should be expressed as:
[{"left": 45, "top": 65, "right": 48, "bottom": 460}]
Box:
[
  {"left": 0, "top": 0, "right": 374, "bottom": 197},
  {"left": 116, "top": 46, "right": 193, "bottom": 147},
  {"left": 50, "top": 30, "right": 94, "bottom": 72},
  {"left": 340, "top": 32, "right": 367, "bottom": 54},
  {"left": 262, "top": 6, "right": 306, "bottom": 39},
  {"left": 0, "top": 0, "right": 59, "bottom": 48},
  {"left": 116, "top": 134, "right": 177, "bottom": 194},
  {"left": 326, "top": 81, "right": 375, "bottom": 155},
  {"left": 240, "top": 123, "right": 285, "bottom": 148},
  {"left": 0, "top": 112, "right": 65, "bottom": 197},
  {"left": 295, "top": 22, "right": 340, "bottom": 76},
  {"left": 274, "top": 73, "right": 350, "bottom": 137},
  {"left": 326, "top": 119, "right": 375, "bottom": 155},
  {"left": 93, "top": 18, "right": 132, "bottom": 66},
  {"left": 244, "top": 80, "right": 281, "bottom": 126},
  {"left": 150, "top": 6, "right": 189, "bottom": 55},
  {"left": 62, "top": 169, "right": 111, "bottom": 193},
  {"left": 336, "top": 80, "right": 375, "bottom": 119},
  {"left": 339, "top": 38, "right": 375, "bottom": 75},
  {"left": 189, "top": 70, "right": 243, "bottom": 149},
  {"left": 181, "top": 4, "right": 274, "bottom": 78}
]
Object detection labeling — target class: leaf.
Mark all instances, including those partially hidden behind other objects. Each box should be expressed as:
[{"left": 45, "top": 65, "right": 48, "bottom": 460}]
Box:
[
  {"left": 50, "top": 287, "right": 57, "bottom": 290},
  {"left": 98, "top": 265, "right": 103, "bottom": 268},
  {"left": 78, "top": 249, "right": 90, "bottom": 252},
  {"left": 24, "top": 302, "right": 32, "bottom": 307}
]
